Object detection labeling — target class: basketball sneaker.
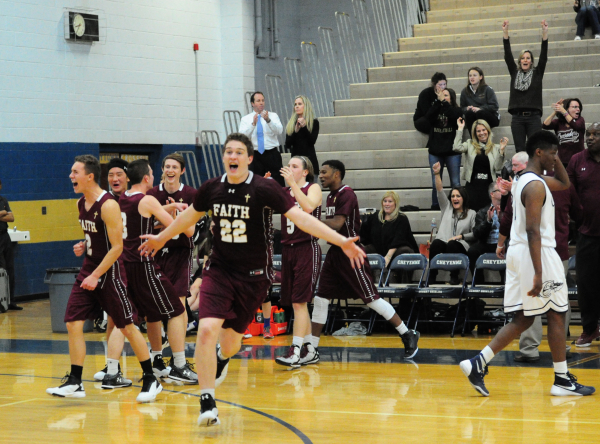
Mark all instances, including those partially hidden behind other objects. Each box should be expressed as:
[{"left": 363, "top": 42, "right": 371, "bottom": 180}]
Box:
[
  {"left": 299, "top": 343, "right": 320, "bottom": 366},
  {"left": 215, "top": 344, "right": 230, "bottom": 387},
  {"left": 152, "top": 354, "right": 171, "bottom": 378},
  {"left": 168, "top": 358, "right": 198, "bottom": 384},
  {"left": 460, "top": 354, "right": 490, "bottom": 397},
  {"left": 46, "top": 373, "right": 86, "bottom": 398},
  {"left": 243, "top": 328, "right": 252, "bottom": 339},
  {"left": 101, "top": 371, "right": 133, "bottom": 389},
  {"left": 573, "top": 326, "right": 600, "bottom": 347},
  {"left": 198, "top": 393, "right": 220, "bottom": 427},
  {"left": 400, "top": 330, "right": 420, "bottom": 359},
  {"left": 275, "top": 345, "right": 301, "bottom": 368},
  {"left": 263, "top": 327, "right": 274, "bottom": 339},
  {"left": 94, "top": 363, "right": 121, "bottom": 381},
  {"left": 136, "top": 374, "right": 162, "bottom": 403},
  {"left": 550, "top": 372, "right": 596, "bottom": 396}
]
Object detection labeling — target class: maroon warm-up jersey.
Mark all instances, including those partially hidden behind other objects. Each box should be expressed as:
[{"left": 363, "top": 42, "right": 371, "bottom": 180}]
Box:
[
  {"left": 119, "top": 191, "right": 154, "bottom": 263},
  {"left": 281, "top": 182, "right": 322, "bottom": 245},
  {"left": 147, "top": 183, "right": 196, "bottom": 249},
  {"left": 78, "top": 191, "right": 116, "bottom": 264},
  {"left": 192, "top": 172, "right": 295, "bottom": 281},
  {"left": 325, "top": 185, "right": 361, "bottom": 239}
]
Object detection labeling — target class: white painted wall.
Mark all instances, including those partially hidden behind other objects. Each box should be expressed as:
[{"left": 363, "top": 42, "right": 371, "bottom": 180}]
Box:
[{"left": 0, "top": 0, "right": 255, "bottom": 144}]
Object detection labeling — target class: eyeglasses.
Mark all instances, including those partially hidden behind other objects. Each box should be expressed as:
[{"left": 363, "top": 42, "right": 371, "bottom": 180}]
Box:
[{"left": 492, "top": 189, "right": 500, "bottom": 193}]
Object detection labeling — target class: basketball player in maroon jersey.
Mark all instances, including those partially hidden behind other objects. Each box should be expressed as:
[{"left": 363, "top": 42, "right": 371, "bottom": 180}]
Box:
[
  {"left": 275, "top": 156, "right": 322, "bottom": 368},
  {"left": 47, "top": 155, "right": 162, "bottom": 403},
  {"left": 119, "top": 159, "right": 197, "bottom": 384},
  {"left": 139, "top": 133, "right": 366, "bottom": 427},
  {"left": 147, "top": 153, "right": 197, "bottom": 331},
  {"left": 308, "top": 160, "right": 420, "bottom": 364}
]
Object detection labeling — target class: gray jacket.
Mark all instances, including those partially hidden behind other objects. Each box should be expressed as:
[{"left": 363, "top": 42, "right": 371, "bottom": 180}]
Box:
[{"left": 435, "top": 189, "right": 476, "bottom": 251}]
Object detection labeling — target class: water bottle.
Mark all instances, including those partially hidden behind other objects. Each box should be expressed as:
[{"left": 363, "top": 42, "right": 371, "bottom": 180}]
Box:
[
  {"left": 255, "top": 309, "right": 263, "bottom": 323},
  {"left": 431, "top": 218, "right": 437, "bottom": 235}
]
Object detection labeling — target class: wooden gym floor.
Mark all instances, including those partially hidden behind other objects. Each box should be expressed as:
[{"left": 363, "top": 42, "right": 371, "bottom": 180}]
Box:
[{"left": 1, "top": 300, "right": 600, "bottom": 443}]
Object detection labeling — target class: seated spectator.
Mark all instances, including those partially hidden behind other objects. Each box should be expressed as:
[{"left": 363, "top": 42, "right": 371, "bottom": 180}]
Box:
[
  {"left": 413, "top": 72, "right": 447, "bottom": 134},
  {"left": 467, "top": 183, "right": 502, "bottom": 284},
  {"left": 360, "top": 191, "right": 419, "bottom": 268},
  {"left": 573, "top": 0, "right": 600, "bottom": 40},
  {"left": 460, "top": 67, "right": 500, "bottom": 137},
  {"left": 542, "top": 98, "right": 585, "bottom": 167},
  {"left": 429, "top": 162, "right": 476, "bottom": 285},
  {"left": 426, "top": 88, "right": 463, "bottom": 210},
  {"left": 453, "top": 118, "right": 508, "bottom": 211},
  {"left": 284, "top": 95, "right": 319, "bottom": 174}
]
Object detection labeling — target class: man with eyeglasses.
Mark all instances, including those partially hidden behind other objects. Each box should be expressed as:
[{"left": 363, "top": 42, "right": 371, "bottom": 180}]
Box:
[{"left": 466, "top": 183, "right": 503, "bottom": 284}]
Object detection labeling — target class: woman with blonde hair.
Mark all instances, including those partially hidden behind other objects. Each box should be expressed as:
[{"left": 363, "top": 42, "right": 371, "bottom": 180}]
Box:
[
  {"left": 453, "top": 118, "right": 508, "bottom": 210},
  {"left": 360, "top": 190, "right": 418, "bottom": 268},
  {"left": 285, "top": 95, "right": 319, "bottom": 174}
]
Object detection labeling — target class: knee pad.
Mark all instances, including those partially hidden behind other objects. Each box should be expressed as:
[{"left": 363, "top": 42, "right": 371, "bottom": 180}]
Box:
[
  {"left": 367, "top": 298, "right": 396, "bottom": 321},
  {"left": 312, "top": 296, "right": 330, "bottom": 325}
]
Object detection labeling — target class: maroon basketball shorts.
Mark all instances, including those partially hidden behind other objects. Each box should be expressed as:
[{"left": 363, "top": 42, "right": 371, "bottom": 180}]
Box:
[
  {"left": 124, "top": 261, "right": 185, "bottom": 323},
  {"left": 65, "top": 259, "right": 135, "bottom": 329},
  {"left": 315, "top": 245, "right": 380, "bottom": 303},
  {"left": 198, "top": 264, "right": 271, "bottom": 334},
  {"left": 280, "top": 240, "right": 321, "bottom": 306},
  {"left": 155, "top": 247, "right": 193, "bottom": 298}
]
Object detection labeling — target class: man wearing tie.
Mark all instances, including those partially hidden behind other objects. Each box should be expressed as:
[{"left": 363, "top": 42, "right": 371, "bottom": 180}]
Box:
[{"left": 239, "top": 91, "right": 285, "bottom": 186}]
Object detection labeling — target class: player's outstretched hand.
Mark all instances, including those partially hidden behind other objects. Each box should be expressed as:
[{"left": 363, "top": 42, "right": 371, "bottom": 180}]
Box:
[
  {"left": 139, "top": 234, "right": 165, "bottom": 257},
  {"left": 341, "top": 236, "right": 366, "bottom": 269},
  {"left": 81, "top": 274, "right": 99, "bottom": 291},
  {"left": 73, "top": 241, "right": 86, "bottom": 257},
  {"left": 527, "top": 274, "right": 543, "bottom": 297}
]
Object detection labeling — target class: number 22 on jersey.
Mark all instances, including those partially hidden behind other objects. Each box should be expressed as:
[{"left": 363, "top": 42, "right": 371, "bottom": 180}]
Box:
[{"left": 220, "top": 218, "right": 247, "bottom": 243}]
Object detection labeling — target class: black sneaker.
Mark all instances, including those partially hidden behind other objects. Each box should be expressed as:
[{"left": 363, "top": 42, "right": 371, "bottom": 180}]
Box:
[
  {"left": 198, "top": 393, "right": 220, "bottom": 426},
  {"left": 94, "top": 363, "right": 121, "bottom": 381},
  {"left": 400, "top": 330, "right": 420, "bottom": 359},
  {"left": 168, "top": 359, "right": 198, "bottom": 384},
  {"left": 136, "top": 373, "right": 162, "bottom": 403},
  {"left": 139, "top": 321, "right": 147, "bottom": 333},
  {"left": 215, "top": 344, "right": 230, "bottom": 387},
  {"left": 460, "top": 354, "right": 490, "bottom": 397},
  {"left": 101, "top": 371, "right": 133, "bottom": 389},
  {"left": 46, "top": 373, "right": 85, "bottom": 398},
  {"left": 152, "top": 354, "right": 170, "bottom": 378},
  {"left": 551, "top": 372, "right": 596, "bottom": 396}
]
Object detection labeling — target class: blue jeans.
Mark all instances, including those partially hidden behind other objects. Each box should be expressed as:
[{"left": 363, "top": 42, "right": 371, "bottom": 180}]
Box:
[
  {"left": 428, "top": 153, "right": 461, "bottom": 208},
  {"left": 575, "top": 6, "right": 600, "bottom": 36}
]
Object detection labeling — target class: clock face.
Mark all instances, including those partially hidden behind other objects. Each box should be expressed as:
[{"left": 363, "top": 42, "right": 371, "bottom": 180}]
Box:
[{"left": 73, "top": 14, "right": 85, "bottom": 37}]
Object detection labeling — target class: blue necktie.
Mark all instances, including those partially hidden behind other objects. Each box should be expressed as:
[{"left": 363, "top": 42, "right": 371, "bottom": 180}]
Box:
[{"left": 256, "top": 115, "right": 265, "bottom": 154}]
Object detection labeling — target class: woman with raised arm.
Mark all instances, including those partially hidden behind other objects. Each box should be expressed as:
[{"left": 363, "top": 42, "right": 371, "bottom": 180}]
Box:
[
  {"left": 428, "top": 162, "right": 476, "bottom": 285},
  {"left": 453, "top": 118, "right": 508, "bottom": 210},
  {"left": 503, "top": 19, "right": 549, "bottom": 153},
  {"left": 275, "top": 156, "right": 323, "bottom": 368},
  {"left": 542, "top": 98, "right": 585, "bottom": 167},
  {"left": 285, "top": 96, "right": 319, "bottom": 175},
  {"left": 460, "top": 67, "right": 500, "bottom": 137}
]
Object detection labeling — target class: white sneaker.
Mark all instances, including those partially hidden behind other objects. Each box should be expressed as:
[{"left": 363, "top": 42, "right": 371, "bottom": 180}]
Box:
[
  {"left": 243, "top": 328, "right": 252, "bottom": 339},
  {"left": 595, "top": 34, "right": 600, "bottom": 39},
  {"left": 574, "top": 36, "right": 582, "bottom": 41},
  {"left": 93, "top": 365, "right": 107, "bottom": 381},
  {"left": 299, "top": 343, "right": 320, "bottom": 365},
  {"left": 136, "top": 374, "right": 162, "bottom": 403},
  {"left": 275, "top": 345, "right": 301, "bottom": 368},
  {"left": 46, "top": 373, "right": 86, "bottom": 398}
]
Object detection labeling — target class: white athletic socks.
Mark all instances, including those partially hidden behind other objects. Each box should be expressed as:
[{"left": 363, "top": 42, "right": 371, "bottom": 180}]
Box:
[
  {"left": 201, "top": 388, "right": 215, "bottom": 398},
  {"left": 396, "top": 321, "right": 409, "bottom": 335},
  {"left": 107, "top": 358, "right": 119, "bottom": 375},
  {"left": 553, "top": 361, "right": 568, "bottom": 378},
  {"left": 311, "top": 335, "right": 320, "bottom": 349},
  {"left": 173, "top": 351, "right": 186, "bottom": 368},
  {"left": 481, "top": 346, "right": 495, "bottom": 365},
  {"left": 151, "top": 350, "right": 162, "bottom": 360},
  {"left": 292, "top": 336, "right": 303, "bottom": 348}
]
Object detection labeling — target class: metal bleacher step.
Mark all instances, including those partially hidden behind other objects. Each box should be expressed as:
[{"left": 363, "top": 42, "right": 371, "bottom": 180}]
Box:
[{"left": 429, "top": 0, "right": 549, "bottom": 11}]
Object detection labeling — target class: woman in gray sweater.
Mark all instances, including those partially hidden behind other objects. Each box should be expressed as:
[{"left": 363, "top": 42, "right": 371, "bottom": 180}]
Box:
[{"left": 428, "top": 162, "right": 476, "bottom": 284}]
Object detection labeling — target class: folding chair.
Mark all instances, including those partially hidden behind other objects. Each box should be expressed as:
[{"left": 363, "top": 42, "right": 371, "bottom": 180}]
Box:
[
  {"left": 375, "top": 254, "right": 428, "bottom": 333},
  {"left": 462, "top": 253, "right": 507, "bottom": 336},
  {"left": 326, "top": 254, "right": 386, "bottom": 336},
  {"left": 411, "top": 253, "right": 470, "bottom": 338}
]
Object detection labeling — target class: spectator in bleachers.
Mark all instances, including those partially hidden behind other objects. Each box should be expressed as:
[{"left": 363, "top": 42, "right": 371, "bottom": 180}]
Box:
[
  {"left": 285, "top": 95, "right": 319, "bottom": 175},
  {"left": 467, "top": 183, "right": 502, "bottom": 284},
  {"left": 503, "top": 19, "right": 548, "bottom": 153},
  {"left": 360, "top": 191, "right": 419, "bottom": 268},
  {"left": 453, "top": 118, "right": 508, "bottom": 211},
  {"left": 425, "top": 88, "right": 463, "bottom": 210},
  {"left": 542, "top": 98, "right": 585, "bottom": 167},
  {"left": 573, "top": 0, "right": 600, "bottom": 40},
  {"left": 239, "top": 91, "right": 285, "bottom": 186},
  {"left": 460, "top": 67, "right": 500, "bottom": 137},
  {"left": 413, "top": 72, "right": 447, "bottom": 134},
  {"left": 567, "top": 122, "right": 600, "bottom": 347},
  {"left": 497, "top": 151, "right": 529, "bottom": 212},
  {"left": 429, "top": 162, "right": 476, "bottom": 285}
]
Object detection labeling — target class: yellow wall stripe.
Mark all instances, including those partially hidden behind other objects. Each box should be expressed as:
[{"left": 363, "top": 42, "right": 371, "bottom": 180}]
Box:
[{"left": 7, "top": 200, "right": 82, "bottom": 244}]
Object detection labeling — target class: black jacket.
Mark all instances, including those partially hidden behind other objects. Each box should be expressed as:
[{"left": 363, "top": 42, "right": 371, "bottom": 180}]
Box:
[{"left": 473, "top": 205, "right": 496, "bottom": 243}]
